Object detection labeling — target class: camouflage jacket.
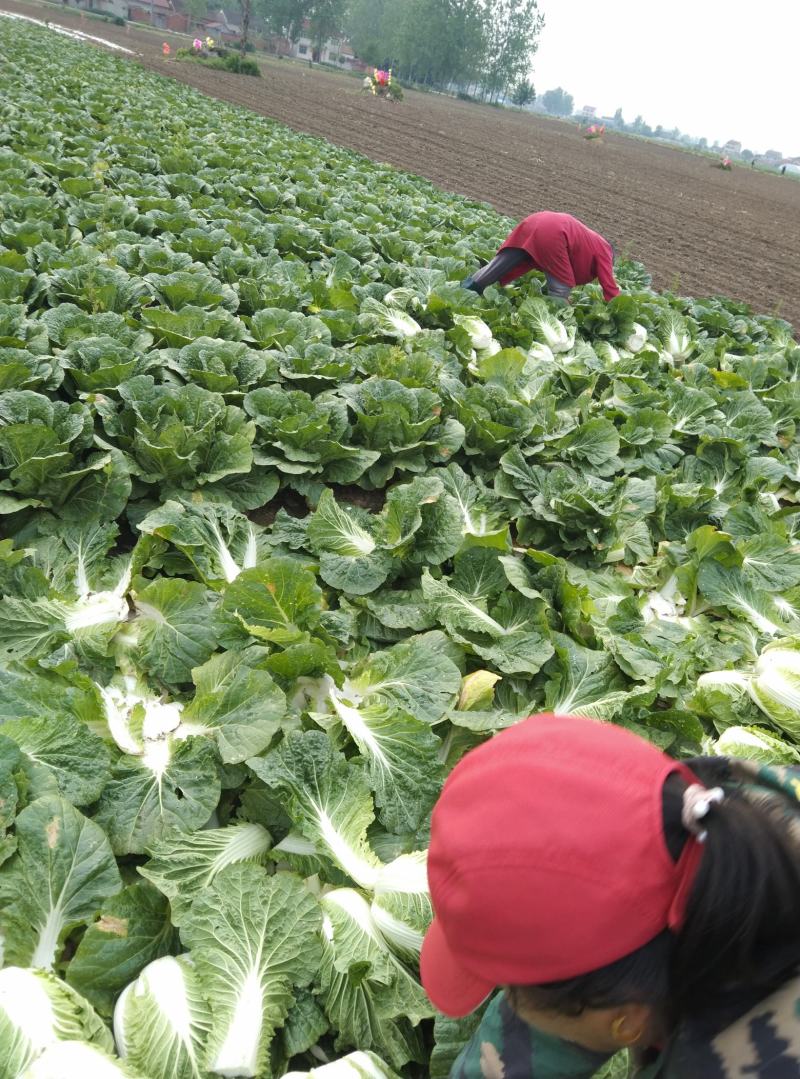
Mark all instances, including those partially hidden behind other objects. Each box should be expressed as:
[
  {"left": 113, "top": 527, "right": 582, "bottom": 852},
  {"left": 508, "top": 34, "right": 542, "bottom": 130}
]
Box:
[{"left": 450, "top": 759, "right": 800, "bottom": 1079}]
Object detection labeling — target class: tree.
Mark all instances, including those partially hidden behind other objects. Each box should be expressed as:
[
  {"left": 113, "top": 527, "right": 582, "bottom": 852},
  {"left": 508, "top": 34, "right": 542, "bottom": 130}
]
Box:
[
  {"left": 697, "top": 136, "right": 708, "bottom": 150},
  {"left": 742, "top": 148, "right": 755, "bottom": 161},
  {"left": 345, "top": 0, "right": 391, "bottom": 63},
  {"left": 307, "top": 0, "right": 345, "bottom": 59},
  {"left": 612, "top": 107, "right": 624, "bottom": 128},
  {"left": 237, "top": 0, "right": 252, "bottom": 53},
  {"left": 479, "top": 0, "right": 544, "bottom": 102},
  {"left": 511, "top": 79, "right": 535, "bottom": 107},
  {"left": 257, "top": 0, "right": 311, "bottom": 40},
  {"left": 183, "top": 0, "right": 208, "bottom": 22},
  {"left": 346, "top": 0, "right": 539, "bottom": 98},
  {"left": 541, "top": 87, "right": 573, "bottom": 116}
]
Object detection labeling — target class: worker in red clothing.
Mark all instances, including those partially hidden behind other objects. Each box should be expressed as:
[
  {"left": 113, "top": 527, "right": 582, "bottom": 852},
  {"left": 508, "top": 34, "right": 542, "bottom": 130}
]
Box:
[{"left": 462, "top": 211, "right": 620, "bottom": 301}]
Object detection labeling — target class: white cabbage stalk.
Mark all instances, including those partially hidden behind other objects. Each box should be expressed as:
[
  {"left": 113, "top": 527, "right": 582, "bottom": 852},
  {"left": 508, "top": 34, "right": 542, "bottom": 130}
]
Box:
[
  {"left": 476, "top": 338, "right": 502, "bottom": 358},
  {"left": 641, "top": 575, "right": 685, "bottom": 624},
  {"left": 594, "top": 340, "right": 622, "bottom": 365},
  {"left": 370, "top": 851, "right": 431, "bottom": 957},
  {"left": 527, "top": 341, "right": 555, "bottom": 364},
  {"left": 542, "top": 318, "right": 573, "bottom": 353},
  {"left": 211, "top": 521, "right": 244, "bottom": 583},
  {"left": 625, "top": 323, "right": 648, "bottom": 353},
  {"left": 0, "top": 966, "right": 113, "bottom": 1075},
  {"left": 525, "top": 300, "right": 575, "bottom": 353},
  {"left": 384, "top": 309, "right": 420, "bottom": 338},
  {"left": 21, "top": 1040, "right": 132, "bottom": 1078},
  {"left": 242, "top": 524, "right": 258, "bottom": 572},
  {"left": 453, "top": 314, "right": 494, "bottom": 351},
  {"left": 665, "top": 328, "right": 690, "bottom": 362},
  {"left": 142, "top": 699, "right": 184, "bottom": 741},
  {"left": 97, "top": 681, "right": 184, "bottom": 756},
  {"left": 283, "top": 1051, "right": 399, "bottom": 1078},
  {"left": 63, "top": 559, "right": 131, "bottom": 634},
  {"left": 273, "top": 832, "right": 319, "bottom": 856},
  {"left": 64, "top": 591, "right": 130, "bottom": 633},
  {"left": 290, "top": 673, "right": 337, "bottom": 714},
  {"left": 662, "top": 313, "right": 693, "bottom": 360},
  {"left": 382, "top": 286, "right": 419, "bottom": 310},
  {"left": 362, "top": 298, "right": 420, "bottom": 339},
  {"left": 114, "top": 955, "right": 210, "bottom": 1077}
]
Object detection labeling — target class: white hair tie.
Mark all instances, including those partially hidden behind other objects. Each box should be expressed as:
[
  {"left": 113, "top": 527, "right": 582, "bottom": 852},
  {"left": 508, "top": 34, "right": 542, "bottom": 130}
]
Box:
[{"left": 681, "top": 784, "right": 725, "bottom": 843}]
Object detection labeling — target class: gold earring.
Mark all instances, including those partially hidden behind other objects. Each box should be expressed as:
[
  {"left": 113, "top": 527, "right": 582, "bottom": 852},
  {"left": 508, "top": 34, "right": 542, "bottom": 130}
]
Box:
[{"left": 611, "top": 1017, "right": 643, "bottom": 1047}]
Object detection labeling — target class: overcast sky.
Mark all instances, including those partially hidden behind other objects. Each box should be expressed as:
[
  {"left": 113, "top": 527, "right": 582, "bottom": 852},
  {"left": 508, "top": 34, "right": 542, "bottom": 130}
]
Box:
[{"left": 532, "top": 0, "right": 797, "bottom": 157}]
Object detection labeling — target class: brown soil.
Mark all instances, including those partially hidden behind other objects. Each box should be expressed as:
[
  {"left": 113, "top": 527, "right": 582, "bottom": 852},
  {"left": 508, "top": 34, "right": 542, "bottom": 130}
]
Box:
[{"left": 8, "top": 0, "right": 800, "bottom": 327}]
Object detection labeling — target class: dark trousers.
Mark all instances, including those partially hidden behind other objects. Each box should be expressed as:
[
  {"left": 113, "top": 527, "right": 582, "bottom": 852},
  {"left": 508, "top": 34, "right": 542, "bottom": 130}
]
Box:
[{"left": 468, "top": 247, "right": 571, "bottom": 298}]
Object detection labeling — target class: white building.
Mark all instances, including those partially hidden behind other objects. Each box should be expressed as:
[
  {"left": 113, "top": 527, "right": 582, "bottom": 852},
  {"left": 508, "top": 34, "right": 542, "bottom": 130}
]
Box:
[{"left": 290, "top": 35, "right": 361, "bottom": 69}]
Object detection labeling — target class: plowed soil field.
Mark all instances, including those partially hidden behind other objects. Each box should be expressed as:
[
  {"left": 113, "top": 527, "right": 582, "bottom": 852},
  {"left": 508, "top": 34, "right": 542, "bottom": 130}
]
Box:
[{"left": 9, "top": 0, "right": 800, "bottom": 326}]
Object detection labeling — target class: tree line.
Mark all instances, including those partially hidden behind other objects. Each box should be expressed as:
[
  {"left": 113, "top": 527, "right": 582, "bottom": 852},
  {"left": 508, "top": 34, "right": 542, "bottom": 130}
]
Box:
[{"left": 220, "top": 0, "right": 544, "bottom": 102}]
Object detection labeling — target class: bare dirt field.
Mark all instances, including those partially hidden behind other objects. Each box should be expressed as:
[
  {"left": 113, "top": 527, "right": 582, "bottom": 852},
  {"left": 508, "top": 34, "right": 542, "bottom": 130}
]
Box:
[{"left": 9, "top": 0, "right": 800, "bottom": 327}]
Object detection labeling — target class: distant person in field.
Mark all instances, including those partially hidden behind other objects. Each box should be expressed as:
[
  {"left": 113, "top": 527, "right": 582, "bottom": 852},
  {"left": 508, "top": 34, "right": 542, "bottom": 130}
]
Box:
[{"left": 462, "top": 210, "right": 620, "bottom": 302}]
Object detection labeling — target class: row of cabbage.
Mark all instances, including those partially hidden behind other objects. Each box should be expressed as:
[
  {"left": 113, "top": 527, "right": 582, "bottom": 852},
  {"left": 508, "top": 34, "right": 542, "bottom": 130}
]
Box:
[{"left": 1, "top": 18, "right": 800, "bottom": 1079}]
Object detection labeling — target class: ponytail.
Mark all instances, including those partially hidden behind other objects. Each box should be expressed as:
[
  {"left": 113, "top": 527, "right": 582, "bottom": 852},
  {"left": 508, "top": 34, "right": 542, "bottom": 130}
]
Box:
[{"left": 669, "top": 759, "right": 800, "bottom": 1014}]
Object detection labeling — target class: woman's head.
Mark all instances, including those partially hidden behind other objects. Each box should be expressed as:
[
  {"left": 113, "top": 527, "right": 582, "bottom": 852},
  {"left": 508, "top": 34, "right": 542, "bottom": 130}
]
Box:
[
  {"left": 420, "top": 718, "right": 800, "bottom": 1051},
  {"left": 506, "top": 931, "right": 674, "bottom": 1053}
]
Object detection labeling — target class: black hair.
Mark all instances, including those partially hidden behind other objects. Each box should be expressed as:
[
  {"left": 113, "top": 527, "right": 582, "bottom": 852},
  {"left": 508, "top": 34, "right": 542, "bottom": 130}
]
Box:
[{"left": 508, "top": 758, "right": 800, "bottom": 1024}]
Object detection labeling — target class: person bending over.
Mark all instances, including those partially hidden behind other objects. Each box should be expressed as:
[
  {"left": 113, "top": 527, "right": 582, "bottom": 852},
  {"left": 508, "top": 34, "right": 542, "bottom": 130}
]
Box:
[{"left": 462, "top": 211, "right": 620, "bottom": 302}]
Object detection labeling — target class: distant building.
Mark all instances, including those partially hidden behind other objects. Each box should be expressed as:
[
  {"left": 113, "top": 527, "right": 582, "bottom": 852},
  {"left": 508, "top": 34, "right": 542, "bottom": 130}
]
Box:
[
  {"left": 288, "top": 33, "right": 363, "bottom": 68},
  {"left": 723, "top": 140, "right": 742, "bottom": 155},
  {"left": 62, "top": 0, "right": 130, "bottom": 20},
  {"left": 199, "top": 8, "right": 240, "bottom": 36},
  {"left": 763, "top": 149, "right": 783, "bottom": 163},
  {"left": 580, "top": 105, "right": 597, "bottom": 118}
]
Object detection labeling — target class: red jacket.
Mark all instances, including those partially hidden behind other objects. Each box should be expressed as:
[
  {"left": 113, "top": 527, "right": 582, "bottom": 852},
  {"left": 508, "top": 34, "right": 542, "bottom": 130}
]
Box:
[{"left": 499, "top": 211, "right": 620, "bottom": 301}]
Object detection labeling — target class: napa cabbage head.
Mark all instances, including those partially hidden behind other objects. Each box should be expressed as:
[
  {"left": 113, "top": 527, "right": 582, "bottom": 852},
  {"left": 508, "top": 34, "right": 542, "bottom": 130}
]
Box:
[
  {"left": 746, "top": 637, "right": 800, "bottom": 741},
  {"left": 527, "top": 341, "right": 556, "bottom": 364},
  {"left": 453, "top": 314, "right": 495, "bottom": 351},
  {"left": 660, "top": 311, "right": 693, "bottom": 361},
  {"left": 0, "top": 522, "right": 131, "bottom": 662},
  {"left": 520, "top": 298, "right": 575, "bottom": 353},
  {"left": 360, "top": 298, "right": 420, "bottom": 339},
  {"left": 698, "top": 637, "right": 800, "bottom": 742},
  {"left": 711, "top": 725, "right": 800, "bottom": 764},
  {"left": 137, "top": 498, "right": 264, "bottom": 588},
  {"left": 0, "top": 966, "right": 114, "bottom": 1076},
  {"left": 594, "top": 340, "right": 623, "bottom": 365},
  {"left": 625, "top": 323, "right": 648, "bottom": 353}
]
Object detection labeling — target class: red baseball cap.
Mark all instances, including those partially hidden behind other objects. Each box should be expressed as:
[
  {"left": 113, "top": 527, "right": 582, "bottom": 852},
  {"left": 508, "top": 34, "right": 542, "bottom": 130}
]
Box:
[{"left": 421, "top": 714, "right": 703, "bottom": 1018}]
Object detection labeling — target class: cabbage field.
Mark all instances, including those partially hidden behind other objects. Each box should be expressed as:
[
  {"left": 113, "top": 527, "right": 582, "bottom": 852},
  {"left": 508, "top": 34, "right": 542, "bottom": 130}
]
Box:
[{"left": 2, "top": 15, "right": 800, "bottom": 1079}]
